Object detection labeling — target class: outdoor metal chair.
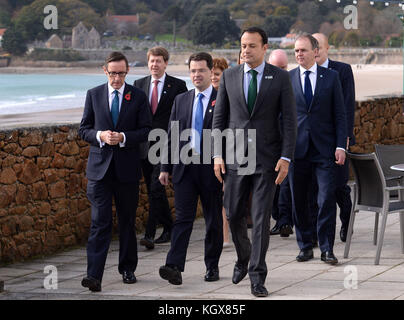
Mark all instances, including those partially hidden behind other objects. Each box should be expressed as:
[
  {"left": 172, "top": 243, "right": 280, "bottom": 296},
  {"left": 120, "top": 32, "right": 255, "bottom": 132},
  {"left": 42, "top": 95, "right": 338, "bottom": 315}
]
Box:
[{"left": 344, "top": 152, "right": 404, "bottom": 265}]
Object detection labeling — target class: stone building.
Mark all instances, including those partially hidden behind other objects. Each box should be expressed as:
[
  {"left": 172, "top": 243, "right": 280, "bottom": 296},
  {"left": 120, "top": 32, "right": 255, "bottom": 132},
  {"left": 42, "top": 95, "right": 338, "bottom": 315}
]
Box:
[
  {"left": 45, "top": 34, "right": 63, "bottom": 49},
  {"left": 71, "top": 22, "right": 100, "bottom": 49}
]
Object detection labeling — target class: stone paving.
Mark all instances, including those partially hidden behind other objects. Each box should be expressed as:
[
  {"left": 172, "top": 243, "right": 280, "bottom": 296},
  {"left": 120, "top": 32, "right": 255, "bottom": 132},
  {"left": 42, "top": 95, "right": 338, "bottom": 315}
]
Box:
[{"left": 1, "top": 211, "right": 404, "bottom": 300}]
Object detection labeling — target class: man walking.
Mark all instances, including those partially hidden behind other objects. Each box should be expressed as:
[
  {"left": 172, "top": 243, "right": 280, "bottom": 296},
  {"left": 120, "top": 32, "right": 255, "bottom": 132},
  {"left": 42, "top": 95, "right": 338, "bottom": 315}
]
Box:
[
  {"left": 79, "top": 52, "right": 152, "bottom": 292},
  {"left": 212, "top": 27, "right": 297, "bottom": 297}
]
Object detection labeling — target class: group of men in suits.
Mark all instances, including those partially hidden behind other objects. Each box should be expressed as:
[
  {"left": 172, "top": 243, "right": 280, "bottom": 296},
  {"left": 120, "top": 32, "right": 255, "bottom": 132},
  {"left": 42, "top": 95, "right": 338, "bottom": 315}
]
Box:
[{"left": 78, "top": 27, "right": 355, "bottom": 298}]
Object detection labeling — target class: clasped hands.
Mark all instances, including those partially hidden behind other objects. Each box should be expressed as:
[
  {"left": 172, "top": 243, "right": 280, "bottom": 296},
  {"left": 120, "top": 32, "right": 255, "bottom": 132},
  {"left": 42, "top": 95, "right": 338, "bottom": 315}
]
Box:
[{"left": 100, "top": 130, "right": 123, "bottom": 145}]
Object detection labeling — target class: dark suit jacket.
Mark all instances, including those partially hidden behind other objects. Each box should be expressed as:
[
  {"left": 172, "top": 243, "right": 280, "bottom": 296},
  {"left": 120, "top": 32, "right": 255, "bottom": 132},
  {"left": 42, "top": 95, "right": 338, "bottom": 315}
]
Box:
[
  {"left": 289, "top": 65, "right": 347, "bottom": 160},
  {"left": 134, "top": 74, "right": 187, "bottom": 160},
  {"left": 161, "top": 88, "right": 221, "bottom": 190},
  {"left": 79, "top": 82, "right": 152, "bottom": 183},
  {"left": 212, "top": 63, "right": 297, "bottom": 173},
  {"left": 328, "top": 59, "right": 356, "bottom": 145}
]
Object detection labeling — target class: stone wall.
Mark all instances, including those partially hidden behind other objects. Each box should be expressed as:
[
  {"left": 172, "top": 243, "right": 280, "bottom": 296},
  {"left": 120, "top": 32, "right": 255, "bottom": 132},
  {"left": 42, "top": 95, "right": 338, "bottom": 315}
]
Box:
[
  {"left": 0, "top": 96, "right": 402, "bottom": 264},
  {"left": 0, "top": 125, "right": 177, "bottom": 264}
]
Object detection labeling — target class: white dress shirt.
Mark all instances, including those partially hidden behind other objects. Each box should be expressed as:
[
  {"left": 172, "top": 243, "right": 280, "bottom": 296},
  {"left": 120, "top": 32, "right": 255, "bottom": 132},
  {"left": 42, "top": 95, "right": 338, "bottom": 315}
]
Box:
[
  {"left": 191, "top": 85, "right": 213, "bottom": 153},
  {"left": 96, "top": 82, "right": 126, "bottom": 148},
  {"left": 243, "top": 61, "right": 265, "bottom": 104},
  {"left": 321, "top": 58, "right": 329, "bottom": 68},
  {"left": 148, "top": 73, "right": 166, "bottom": 104}
]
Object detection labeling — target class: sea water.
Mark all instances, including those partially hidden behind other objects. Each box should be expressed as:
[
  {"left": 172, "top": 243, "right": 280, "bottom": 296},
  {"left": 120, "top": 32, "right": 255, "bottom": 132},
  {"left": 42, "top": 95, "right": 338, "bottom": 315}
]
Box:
[{"left": 0, "top": 73, "right": 193, "bottom": 115}]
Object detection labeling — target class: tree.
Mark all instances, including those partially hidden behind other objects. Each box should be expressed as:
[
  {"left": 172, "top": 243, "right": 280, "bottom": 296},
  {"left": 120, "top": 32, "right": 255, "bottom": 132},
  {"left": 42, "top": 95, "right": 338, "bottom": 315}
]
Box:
[
  {"left": 164, "top": 5, "right": 184, "bottom": 47},
  {"left": 188, "top": 5, "right": 239, "bottom": 46},
  {"left": 2, "top": 24, "right": 27, "bottom": 55},
  {"left": 264, "top": 15, "right": 294, "bottom": 37}
]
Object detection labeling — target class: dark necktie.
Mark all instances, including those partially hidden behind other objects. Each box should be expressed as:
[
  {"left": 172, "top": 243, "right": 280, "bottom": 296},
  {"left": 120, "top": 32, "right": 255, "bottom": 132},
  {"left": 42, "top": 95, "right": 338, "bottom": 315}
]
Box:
[
  {"left": 304, "top": 70, "right": 313, "bottom": 107},
  {"left": 151, "top": 80, "right": 159, "bottom": 114},
  {"left": 111, "top": 90, "right": 119, "bottom": 127},
  {"left": 247, "top": 69, "right": 258, "bottom": 114},
  {"left": 194, "top": 93, "right": 204, "bottom": 153}
]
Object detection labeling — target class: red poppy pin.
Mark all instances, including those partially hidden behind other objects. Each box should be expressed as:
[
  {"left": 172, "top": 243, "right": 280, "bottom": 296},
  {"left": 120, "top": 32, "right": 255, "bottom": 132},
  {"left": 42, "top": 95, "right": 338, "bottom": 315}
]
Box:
[
  {"left": 124, "top": 92, "right": 131, "bottom": 101},
  {"left": 211, "top": 100, "right": 216, "bottom": 107}
]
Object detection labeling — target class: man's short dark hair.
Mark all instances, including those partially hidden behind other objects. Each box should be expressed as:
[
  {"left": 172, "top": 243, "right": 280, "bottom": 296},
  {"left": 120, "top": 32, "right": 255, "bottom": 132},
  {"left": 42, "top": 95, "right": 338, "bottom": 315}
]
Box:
[
  {"left": 188, "top": 52, "right": 213, "bottom": 70},
  {"left": 296, "top": 34, "right": 319, "bottom": 50},
  {"left": 241, "top": 27, "right": 268, "bottom": 45},
  {"left": 105, "top": 51, "right": 129, "bottom": 69}
]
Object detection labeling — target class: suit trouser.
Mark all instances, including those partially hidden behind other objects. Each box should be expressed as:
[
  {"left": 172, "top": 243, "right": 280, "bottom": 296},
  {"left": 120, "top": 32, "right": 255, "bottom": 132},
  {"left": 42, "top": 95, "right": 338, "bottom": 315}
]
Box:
[
  {"left": 141, "top": 158, "right": 172, "bottom": 238},
  {"left": 309, "top": 159, "right": 352, "bottom": 240},
  {"left": 272, "top": 178, "right": 293, "bottom": 227},
  {"left": 166, "top": 164, "right": 223, "bottom": 272},
  {"left": 224, "top": 170, "right": 276, "bottom": 285},
  {"left": 86, "top": 163, "right": 139, "bottom": 281},
  {"left": 289, "top": 148, "right": 337, "bottom": 253}
]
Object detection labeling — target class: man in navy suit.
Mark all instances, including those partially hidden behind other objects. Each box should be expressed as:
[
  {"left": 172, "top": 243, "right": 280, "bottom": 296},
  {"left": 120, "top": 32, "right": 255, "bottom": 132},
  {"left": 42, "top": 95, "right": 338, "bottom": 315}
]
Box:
[
  {"left": 289, "top": 35, "right": 347, "bottom": 265},
  {"left": 79, "top": 52, "right": 152, "bottom": 292},
  {"left": 134, "top": 47, "right": 187, "bottom": 250},
  {"left": 312, "top": 33, "right": 356, "bottom": 243},
  {"left": 158, "top": 52, "right": 223, "bottom": 285}
]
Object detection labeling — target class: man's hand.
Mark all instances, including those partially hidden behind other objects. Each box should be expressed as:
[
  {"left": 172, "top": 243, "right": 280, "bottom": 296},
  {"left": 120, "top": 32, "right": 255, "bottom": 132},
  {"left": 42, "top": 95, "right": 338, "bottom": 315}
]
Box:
[
  {"left": 100, "top": 131, "right": 124, "bottom": 145},
  {"left": 335, "top": 149, "right": 346, "bottom": 166},
  {"left": 275, "top": 159, "right": 289, "bottom": 185},
  {"left": 159, "top": 172, "right": 169, "bottom": 186},
  {"left": 214, "top": 157, "right": 226, "bottom": 183}
]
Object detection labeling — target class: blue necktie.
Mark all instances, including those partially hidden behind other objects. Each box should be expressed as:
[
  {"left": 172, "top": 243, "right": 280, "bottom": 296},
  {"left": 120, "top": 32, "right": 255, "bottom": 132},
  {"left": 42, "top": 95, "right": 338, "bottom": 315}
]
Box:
[
  {"left": 194, "top": 93, "right": 204, "bottom": 153},
  {"left": 304, "top": 70, "right": 313, "bottom": 108},
  {"left": 111, "top": 90, "right": 119, "bottom": 127}
]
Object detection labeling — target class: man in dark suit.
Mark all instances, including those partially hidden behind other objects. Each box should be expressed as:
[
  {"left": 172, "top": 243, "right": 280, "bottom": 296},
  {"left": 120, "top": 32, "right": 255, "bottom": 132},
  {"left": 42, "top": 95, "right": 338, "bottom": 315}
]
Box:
[
  {"left": 79, "top": 52, "right": 152, "bottom": 292},
  {"left": 212, "top": 27, "right": 297, "bottom": 297},
  {"left": 158, "top": 52, "right": 223, "bottom": 286},
  {"left": 289, "top": 35, "right": 347, "bottom": 265},
  {"left": 312, "top": 33, "right": 356, "bottom": 243},
  {"left": 134, "top": 47, "right": 187, "bottom": 250}
]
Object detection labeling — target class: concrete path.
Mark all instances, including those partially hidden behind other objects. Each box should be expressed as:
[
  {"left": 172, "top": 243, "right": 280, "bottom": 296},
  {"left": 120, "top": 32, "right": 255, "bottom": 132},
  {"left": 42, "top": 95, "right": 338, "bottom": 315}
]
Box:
[{"left": 1, "top": 211, "right": 404, "bottom": 300}]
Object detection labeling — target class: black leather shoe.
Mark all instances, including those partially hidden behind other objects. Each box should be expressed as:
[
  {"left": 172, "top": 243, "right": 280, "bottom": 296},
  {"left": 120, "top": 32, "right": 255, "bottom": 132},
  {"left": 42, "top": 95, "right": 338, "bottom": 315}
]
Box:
[
  {"left": 81, "top": 276, "right": 101, "bottom": 292},
  {"left": 154, "top": 231, "right": 171, "bottom": 244},
  {"left": 140, "top": 236, "right": 154, "bottom": 249},
  {"left": 251, "top": 283, "right": 268, "bottom": 297},
  {"left": 122, "top": 270, "right": 137, "bottom": 284},
  {"left": 280, "top": 224, "right": 293, "bottom": 237},
  {"left": 159, "top": 265, "right": 182, "bottom": 285},
  {"left": 204, "top": 268, "right": 219, "bottom": 282},
  {"left": 296, "top": 249, "right": 314, "bottom": 262},
  {"left": 232, "top": 263, "right": 248, "bottom": 284},
  {"left": 321, "top": 251, "right": 338, "bottom": 265},
  {"left": 270, "top": 225, "right": 281, "bottom": 235},
  {"left": 340, "top": 226, "right": 348, "bottom": 242}
]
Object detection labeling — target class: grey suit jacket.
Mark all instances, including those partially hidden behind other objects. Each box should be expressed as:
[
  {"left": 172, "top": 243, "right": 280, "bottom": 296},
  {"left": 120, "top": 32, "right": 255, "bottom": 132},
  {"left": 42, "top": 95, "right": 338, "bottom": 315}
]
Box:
[{"left": 212, "top": 62, "right": 297, "bottom": 173}]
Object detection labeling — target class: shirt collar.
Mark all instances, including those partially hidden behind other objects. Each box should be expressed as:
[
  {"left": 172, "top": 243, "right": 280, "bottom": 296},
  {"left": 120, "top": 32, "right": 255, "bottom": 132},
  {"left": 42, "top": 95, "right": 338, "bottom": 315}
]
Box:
[
  {"left": 244, "top": 60, "right": 266, "bottom": 75},
  {"left": 299, "top": 63, "right": 317, "bottom": 76},
  {"left": 151, "top": 73, "right": 166, "bottom": 84},
  {"left": 194, "top": 84, "right": 213, "bottom": 99},
  {"left": 320, "top": 58, "right": 329, "bottom": 68},
  {"left": 108, "top": 82, "right": 125, "bottom": 96}
]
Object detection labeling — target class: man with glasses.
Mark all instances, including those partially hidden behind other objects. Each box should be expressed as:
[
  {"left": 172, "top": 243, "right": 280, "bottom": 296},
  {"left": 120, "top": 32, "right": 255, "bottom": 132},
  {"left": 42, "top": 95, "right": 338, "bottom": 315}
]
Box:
[{"left": 79, "top": 52, "right": 152, "bottom": 292}]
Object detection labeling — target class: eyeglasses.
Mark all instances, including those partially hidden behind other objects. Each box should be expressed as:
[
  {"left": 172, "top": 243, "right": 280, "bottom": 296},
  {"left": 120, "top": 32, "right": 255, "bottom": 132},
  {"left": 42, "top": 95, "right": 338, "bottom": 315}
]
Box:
[{"left": 107, "top": 71, "right": 127, "bottom": 77}]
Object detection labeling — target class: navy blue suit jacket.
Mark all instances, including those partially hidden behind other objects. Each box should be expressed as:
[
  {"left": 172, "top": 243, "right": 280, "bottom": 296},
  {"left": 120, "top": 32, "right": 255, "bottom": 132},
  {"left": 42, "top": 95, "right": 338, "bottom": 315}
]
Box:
[
  {"left": 161, "top": 88, "right": 221, "bottom": 190},
  {"left": 79, "top": 82, "right": 152, "bottom": 183},
  {"left": 328, "top": 59, "right": 356, "bottom": 145},
  {"left": 289, "top": 65, "right": 347, "bottom": 160}
]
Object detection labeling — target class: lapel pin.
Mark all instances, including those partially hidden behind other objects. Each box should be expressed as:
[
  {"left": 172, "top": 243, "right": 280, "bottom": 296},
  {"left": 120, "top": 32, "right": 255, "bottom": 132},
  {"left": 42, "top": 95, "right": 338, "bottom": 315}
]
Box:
[
  {"left": 163, "top": 91, "right": 167, "bottom": 94},
  {"left": 168, "top": 84, "right": 171, "bottom": 88},
  {"left": 209, "top": 109, "right": 212, "bottom": 113},
  {"left": 320, "top": 75, "right": 323, "bottom": 78},
  {"left": 265, "top": 75, "right": 273, "bottom": 80}
]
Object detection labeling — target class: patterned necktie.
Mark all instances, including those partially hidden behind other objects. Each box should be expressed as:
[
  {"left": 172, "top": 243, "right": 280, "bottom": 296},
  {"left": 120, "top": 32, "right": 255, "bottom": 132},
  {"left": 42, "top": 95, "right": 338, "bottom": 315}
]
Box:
[
  {"left": 194, "top": 93, "right": 204, "bottom": 153},
  {"left": 111, "top": 89, "right": 119, "bottom": 127},
  {"left": 151, "top": 80, "right": 159, "bottom": 114},
  {"left": 247, "top": 69, "right": 258, "bottom": 114},
  {"left": 304, "top": 70, "right": 313, "bottom": 108}
]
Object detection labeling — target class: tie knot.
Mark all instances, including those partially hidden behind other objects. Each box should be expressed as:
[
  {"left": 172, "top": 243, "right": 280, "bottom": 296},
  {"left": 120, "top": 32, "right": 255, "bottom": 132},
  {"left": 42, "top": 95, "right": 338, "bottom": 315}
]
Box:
[
  {"left": 305, "top": 70, "right": 311, "bottom": 76},
  {"left": 198, "top": 92, "right": 204, "bottom": 100},
  {"left": 153, "top": 80, "right": 159, "bottom": 85},
  {"left": 249, "top": 69, "right": 258, "bottom": 77},
  {"left": 113, "top": 90, "right": 119, "bottom": 96}
]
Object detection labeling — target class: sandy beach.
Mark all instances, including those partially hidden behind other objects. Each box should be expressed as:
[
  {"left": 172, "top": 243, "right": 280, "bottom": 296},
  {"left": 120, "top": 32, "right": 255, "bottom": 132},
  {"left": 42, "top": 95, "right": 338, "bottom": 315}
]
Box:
[{"left": 0, "top": 64, "right": 402, "bottom": 129}]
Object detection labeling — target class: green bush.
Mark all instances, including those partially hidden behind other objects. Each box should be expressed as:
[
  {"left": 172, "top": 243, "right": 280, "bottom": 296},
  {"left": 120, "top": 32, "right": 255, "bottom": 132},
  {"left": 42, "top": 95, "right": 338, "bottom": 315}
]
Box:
[{"left": 28, "top": 48, "right": 85, "bottom": 61}]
